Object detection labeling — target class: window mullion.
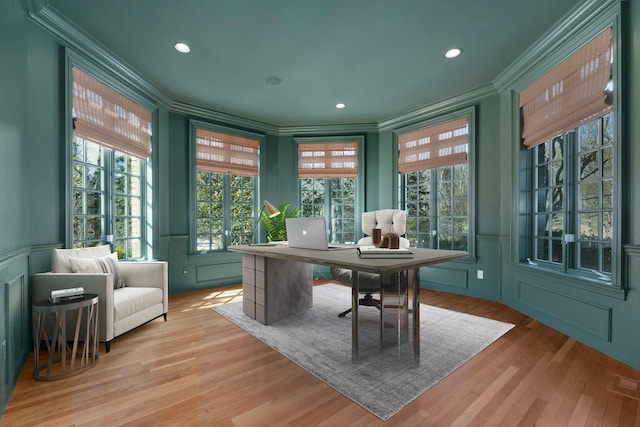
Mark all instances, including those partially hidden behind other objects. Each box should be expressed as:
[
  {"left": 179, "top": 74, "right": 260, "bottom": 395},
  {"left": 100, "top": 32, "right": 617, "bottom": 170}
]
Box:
[
  {"left": 104, "top": 147, "right": 113, "bottom": 245},
  {"left": 223, "top": 174, "right": 231, "bottom": 248},
  {"left": 431, "top": 169, "right": 438, "bottom": 249},
  {"left": 564, "top": 131, "right": 577, "bottom": 272}
]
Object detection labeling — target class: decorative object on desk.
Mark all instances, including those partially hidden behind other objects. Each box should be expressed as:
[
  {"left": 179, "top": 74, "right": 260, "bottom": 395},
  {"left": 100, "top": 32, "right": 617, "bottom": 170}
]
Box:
[
  {"left": 212, "top": 284, "right": 514, "bottom": 421},
  {"left": 372, "top": 228, "right": 400, "bottom": 249},
  {"left": 372, "top": 228, "right": 381, "bottom": 244},
  {"left": 357, "top": 245, "right": 413, "bottom": 258},
  {"left": 252, "top": 199, "right": 281, "bottom": 243},
  {"left": 260, "top": 202, "right": 301, "bottom": 242}
]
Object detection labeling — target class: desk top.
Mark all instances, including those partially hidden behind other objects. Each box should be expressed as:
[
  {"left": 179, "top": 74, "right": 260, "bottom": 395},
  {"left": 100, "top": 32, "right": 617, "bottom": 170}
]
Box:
[{"left": 228, "top": 244, "right": 467, "bottom": 274}]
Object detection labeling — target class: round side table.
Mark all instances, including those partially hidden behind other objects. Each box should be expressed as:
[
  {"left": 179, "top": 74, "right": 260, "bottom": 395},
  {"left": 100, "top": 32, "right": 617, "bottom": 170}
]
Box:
[{"left": 32, "top": 293, "right": 99, "bottom": 381}]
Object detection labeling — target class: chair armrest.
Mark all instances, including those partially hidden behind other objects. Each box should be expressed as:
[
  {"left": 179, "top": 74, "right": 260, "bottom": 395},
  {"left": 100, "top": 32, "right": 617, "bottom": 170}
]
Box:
[
  {"left": 119, "top": 261, "right": 168, "bottom": 313},
  {"left": 32, "top": 272, "right": 115, "bottom": 342}
]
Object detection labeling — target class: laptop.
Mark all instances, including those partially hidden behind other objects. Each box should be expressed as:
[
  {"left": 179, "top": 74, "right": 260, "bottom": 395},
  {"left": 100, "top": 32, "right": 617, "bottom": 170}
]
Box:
[{"left": 285, "top": 217, "right": 351, "bottom": 250}]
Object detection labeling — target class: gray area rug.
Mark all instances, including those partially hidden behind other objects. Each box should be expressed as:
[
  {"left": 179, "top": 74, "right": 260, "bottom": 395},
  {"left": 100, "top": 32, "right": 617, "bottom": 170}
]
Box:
[{"left": 211, "top": 284, "right": 514, "bottom": 421}]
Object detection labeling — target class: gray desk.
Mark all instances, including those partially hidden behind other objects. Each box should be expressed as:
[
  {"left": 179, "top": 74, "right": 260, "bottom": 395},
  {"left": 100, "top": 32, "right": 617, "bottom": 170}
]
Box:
[{"left": 229, "top": 244, "right": 467, "bottom": 363}]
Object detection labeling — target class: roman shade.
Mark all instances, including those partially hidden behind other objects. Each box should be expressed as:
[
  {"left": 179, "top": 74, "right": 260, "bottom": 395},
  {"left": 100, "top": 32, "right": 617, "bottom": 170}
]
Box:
[
  {"left": 72, "top": 67, "right": 152, "bottom": 159},
  {"left": 298, "top": 142, "right": 358, "bottom": 178},
  {"left": 520, "top": 27, "right": 612, "bottom": 149},
  {"left": 195, "top": 128, "right": 260, "bottom": 176},
  {"left": 397, "top": 117, "right": 468, "bottom": 174}
]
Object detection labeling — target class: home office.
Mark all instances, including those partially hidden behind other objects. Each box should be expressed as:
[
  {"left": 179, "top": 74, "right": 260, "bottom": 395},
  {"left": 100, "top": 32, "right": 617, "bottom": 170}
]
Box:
[{"left": 2, "top": 0, "right": 639, "bottom": 424}]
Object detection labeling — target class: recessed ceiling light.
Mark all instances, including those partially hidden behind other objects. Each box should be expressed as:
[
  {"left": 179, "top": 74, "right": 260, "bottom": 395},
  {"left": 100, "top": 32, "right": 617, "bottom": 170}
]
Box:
[
  {"left": 265, "top": 76, "right": 282, "bottom": 85},
  {"left": 336, "top": 103, "right": 346, "bottom": 109},
  {"left": 445, "top": 48, "right": 462, "bottom": 58},
  {"left": 175, "top": 42, "right": 191, "bottom": 53}
]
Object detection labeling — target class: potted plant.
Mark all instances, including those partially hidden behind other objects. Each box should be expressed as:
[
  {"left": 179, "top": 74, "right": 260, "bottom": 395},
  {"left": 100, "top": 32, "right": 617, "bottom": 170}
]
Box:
[{"left": 260, "top": 202, "right": 301, "bottom": 242}]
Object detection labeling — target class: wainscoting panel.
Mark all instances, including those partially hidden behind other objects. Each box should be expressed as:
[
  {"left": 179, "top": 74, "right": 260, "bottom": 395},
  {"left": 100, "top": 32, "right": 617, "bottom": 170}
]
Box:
[
  {"left": 196, "top": 260, "right": 242, "bottom": 286},
  {"left": 516, "top": 279, "right": 612, "bottom": 342},
  {"left": 421, "top": 266, "right": 469, "bottom": 290},
  {"left": 0, "top": 247, "right": 30, "bottom": 415}
]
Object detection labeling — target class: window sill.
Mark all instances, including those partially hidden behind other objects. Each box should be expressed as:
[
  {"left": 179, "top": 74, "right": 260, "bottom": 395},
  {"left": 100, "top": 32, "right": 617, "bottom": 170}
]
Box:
[{"left": 512, "top": 262, "right": 627, "bottom": 301}]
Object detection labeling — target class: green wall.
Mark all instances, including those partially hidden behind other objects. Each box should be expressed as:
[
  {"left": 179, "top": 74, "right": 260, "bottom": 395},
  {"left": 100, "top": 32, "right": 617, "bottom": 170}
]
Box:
[{"left": 0, "top": 0, "right": 639, "bottom": 415}]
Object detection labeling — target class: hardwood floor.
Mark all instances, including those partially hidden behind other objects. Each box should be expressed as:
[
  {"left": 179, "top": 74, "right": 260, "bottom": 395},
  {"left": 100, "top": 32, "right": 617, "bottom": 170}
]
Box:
[{"left": 2, "top": 281, "right": 639, "bottom": 426}]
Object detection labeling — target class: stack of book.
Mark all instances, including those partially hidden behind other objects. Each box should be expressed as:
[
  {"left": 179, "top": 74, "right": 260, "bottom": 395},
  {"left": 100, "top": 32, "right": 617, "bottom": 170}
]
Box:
[
  {"left": 357, "top": 245, "right": 413, "bottom": 258},
  {"left": 49, "top": 287, "right": 85, "bottom": 303}
]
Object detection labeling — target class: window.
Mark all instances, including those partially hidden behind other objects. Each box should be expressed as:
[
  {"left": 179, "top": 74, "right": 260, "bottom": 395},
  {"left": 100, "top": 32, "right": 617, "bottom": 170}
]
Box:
[
  {"left": 521, "top": 27, "right": 616, "bottom": 281},
  {"left": 532, "top": 115, "right": 614, "bottom": 274},
  {"left": 192, "top": 124, "right": 263, "bottom": 252},
  {"left": 397, "top": 114, "right": 472, "bottom": 250},
  {"left": 296, "top": 137, "right": 363, "bottom": 244},
  {"left": 71, "top": 66, "right": 152, "bottom": 259}
]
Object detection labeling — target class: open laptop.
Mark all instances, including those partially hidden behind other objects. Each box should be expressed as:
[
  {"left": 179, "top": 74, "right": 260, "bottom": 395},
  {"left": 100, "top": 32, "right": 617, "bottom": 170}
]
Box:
[{"left": 285, "top": 217, "right": 351, "bottom": 250}]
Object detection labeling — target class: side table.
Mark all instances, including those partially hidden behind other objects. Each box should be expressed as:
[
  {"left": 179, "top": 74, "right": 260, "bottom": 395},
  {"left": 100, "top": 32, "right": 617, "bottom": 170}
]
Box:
[{"left": 32, "top": 293, "right": 99, "bottom": 380}]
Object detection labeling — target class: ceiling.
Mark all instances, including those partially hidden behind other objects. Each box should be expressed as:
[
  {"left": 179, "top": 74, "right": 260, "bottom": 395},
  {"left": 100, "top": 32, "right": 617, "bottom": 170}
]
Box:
[{"left": 47, "top": 0, "right": 584, "bottom": 127}]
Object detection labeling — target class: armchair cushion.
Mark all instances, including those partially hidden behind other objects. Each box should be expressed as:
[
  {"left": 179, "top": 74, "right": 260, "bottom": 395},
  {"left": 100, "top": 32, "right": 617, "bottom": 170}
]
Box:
[
  {"left": 114, "top": 287, "right": 163, "bottom": 322},
  {"left": 68, "top": 252, "right": 126, "bottom": 289},
  {"left": 52, "top": 244, "right": 111, "bottom": 273}
]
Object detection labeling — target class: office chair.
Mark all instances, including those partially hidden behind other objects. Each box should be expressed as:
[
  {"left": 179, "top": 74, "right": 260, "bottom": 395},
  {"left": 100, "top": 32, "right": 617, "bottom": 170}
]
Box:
[{"left": 330, "top": 209, "right": 410, "bottom": 317}]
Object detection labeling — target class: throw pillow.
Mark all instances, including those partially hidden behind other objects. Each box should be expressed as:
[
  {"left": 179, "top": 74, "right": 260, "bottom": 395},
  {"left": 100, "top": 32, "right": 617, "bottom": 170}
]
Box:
[{"left": 68, "top": 252, "right": 126, "bottom": 289}]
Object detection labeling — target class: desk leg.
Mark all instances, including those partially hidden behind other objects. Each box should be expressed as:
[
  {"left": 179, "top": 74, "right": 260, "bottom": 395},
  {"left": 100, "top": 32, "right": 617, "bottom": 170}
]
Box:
[
  {"left": 351, "top": 270, "right": 359, "bottom": 362},
  {"left": 412, "top": 267, "right": 420, "bottom": 365}
]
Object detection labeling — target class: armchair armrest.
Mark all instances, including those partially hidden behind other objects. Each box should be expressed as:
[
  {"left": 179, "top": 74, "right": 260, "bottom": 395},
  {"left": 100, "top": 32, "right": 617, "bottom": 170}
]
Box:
[
  {"left": 119, "top": 261, "right": 168, "bottom": 313},
  {"left": 32, "top": 272, "right": 115, "bottom": 342}
]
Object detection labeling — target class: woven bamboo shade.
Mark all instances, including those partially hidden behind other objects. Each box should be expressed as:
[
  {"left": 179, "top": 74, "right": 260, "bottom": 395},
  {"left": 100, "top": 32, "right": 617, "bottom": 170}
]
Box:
[
  {"left": 195, "top": 128, "right": 259, "bottom": 176},
  {"left": 72, "top": 67, "right": 152, "bottom": 159},
  {"left": 298, "top": 142, "right": 358, "bottom": 178},
  {"left": 398, "top": 117, "right": 468, "bottom": 174},
  {"left": 520, "top": 27, "right": 612, "bottom": 149}
]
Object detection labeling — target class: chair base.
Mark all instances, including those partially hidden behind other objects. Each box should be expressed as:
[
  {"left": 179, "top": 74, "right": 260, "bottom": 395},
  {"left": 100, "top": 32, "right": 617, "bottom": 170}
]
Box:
[{"left": 338, "top": 293, "right": 380, "bottom": 318}]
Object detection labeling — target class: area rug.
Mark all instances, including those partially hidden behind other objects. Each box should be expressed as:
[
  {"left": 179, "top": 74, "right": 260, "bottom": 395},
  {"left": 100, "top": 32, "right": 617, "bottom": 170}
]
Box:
[{"left": 211, "top": 284, "right": 514, "bottom": 421}]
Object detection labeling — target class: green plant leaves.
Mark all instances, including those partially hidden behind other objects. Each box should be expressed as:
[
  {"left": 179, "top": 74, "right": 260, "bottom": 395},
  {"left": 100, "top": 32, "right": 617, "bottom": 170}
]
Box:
[{"left": 260, "top": 202, "right": 301, "bottom": 242}]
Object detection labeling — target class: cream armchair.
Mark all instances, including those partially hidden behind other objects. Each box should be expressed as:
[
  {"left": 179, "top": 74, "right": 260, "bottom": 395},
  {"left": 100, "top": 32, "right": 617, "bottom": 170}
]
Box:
[{"left": 32, "top": 245, "right": 168, "bottom": 352}]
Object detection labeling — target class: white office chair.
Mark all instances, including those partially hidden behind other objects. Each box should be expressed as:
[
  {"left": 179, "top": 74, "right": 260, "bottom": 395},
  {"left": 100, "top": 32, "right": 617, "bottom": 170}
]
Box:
[{"left": 331, "top": 209, "right": 410, "bottom": 317}]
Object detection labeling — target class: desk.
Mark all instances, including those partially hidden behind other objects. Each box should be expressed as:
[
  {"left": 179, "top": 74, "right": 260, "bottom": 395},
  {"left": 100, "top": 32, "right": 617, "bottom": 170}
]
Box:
[
  {"left": 229, "top": 245, "right": 467, "bottom": 363},
  {"left": 32, "top": 293, "right": 99, "bottom": 380}
]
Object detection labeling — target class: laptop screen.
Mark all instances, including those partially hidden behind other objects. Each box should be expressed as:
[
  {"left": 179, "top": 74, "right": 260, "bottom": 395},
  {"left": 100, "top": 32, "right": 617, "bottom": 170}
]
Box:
[{"left": 285, "top": 217, "right": 329, "bottom": 250}]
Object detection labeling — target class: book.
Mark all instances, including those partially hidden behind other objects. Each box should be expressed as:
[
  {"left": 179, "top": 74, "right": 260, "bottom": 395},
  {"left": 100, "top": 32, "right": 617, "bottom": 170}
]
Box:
[{"left": 357, "top": 246, "right": 413, "bottom": 258}]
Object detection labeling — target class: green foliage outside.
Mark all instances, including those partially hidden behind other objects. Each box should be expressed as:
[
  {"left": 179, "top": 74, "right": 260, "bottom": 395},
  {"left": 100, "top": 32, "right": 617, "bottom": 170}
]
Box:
[{"left": 260, "top": 202, "right": 301, "bottom": 242}]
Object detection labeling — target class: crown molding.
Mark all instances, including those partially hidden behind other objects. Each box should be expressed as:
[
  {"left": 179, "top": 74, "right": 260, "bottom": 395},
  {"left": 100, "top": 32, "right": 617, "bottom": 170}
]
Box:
[
  {"left": 494, "top": 0, "right": 620, "bottom": 91},
  {"left": 24, "top": 2, "right": 173, "bottom": 108},
  {"left": 171, "top": 101, "right": 280, "bottom": 135},
  {"left": 377, "top": 83, "right": 496, "bottom": 132},
  {"left": 277, "top": 122, "right": 379, "bottom": 136}
]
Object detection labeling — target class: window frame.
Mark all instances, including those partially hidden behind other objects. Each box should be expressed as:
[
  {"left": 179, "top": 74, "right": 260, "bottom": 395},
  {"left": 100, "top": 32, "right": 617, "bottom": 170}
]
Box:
[
  {"left": 394, "top": 107, "right": 476, "bottom": 258},
  {"left": 189, "top": 120, "right": 265, "bottom": 253},
  {"left": 294, "top": 136, "right": 364, "bottom": 244},
  {"left": 65, "top": 51, "right": 158, "bottom": 259},
  {"left": 515, "top": 13, "right": 623, "bottom": 289}
]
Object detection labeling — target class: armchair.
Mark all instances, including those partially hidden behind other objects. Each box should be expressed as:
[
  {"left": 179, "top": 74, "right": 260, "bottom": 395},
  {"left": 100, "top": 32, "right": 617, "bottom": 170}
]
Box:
[{"left": 32, "top": 245, "right": 168, "bottom": 352}]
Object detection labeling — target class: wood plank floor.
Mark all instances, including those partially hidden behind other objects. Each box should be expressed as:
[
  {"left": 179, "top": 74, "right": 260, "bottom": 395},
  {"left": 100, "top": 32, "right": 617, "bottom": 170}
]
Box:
[{"left": 2, "top": 281, "right": 639, "bottom": 426}]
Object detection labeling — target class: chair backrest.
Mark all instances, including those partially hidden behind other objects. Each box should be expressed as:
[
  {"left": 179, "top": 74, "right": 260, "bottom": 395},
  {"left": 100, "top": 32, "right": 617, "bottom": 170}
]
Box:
[
  {"left": 52, "top": 244, "right": 112, "bottom": 273},
  {"left": 358, "top": 209, "right": 410, "bottom": 247}
]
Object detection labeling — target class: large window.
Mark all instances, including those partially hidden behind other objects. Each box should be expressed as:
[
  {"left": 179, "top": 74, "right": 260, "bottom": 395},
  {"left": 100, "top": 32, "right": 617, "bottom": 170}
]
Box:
[
  {"left": 192, "top": 124, "right": 262, "bottom": 252},
  {"left": 397, "top": 114, "right": 472, "bottom": 251},
  {"left": 296, "top": 137, "right": 363, "bottom": 244},
  {"left": 532, "top": 115, "right": 614, "bottom": 274},
  {"left": 521, "top": 27, "right": 616, "bottom": 281},
  {"left": 71, "top": 66, "right": 152, "bottom": 259}
]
